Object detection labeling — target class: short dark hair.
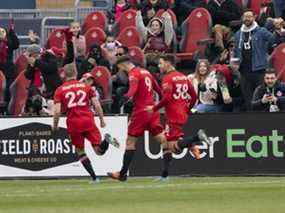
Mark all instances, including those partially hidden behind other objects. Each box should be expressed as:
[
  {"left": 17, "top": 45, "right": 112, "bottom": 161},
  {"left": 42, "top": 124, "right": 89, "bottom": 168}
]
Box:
[
  {"left": 243, "top": 9, "right": 255, "bottom": 16},
  {"left": 159, "top": 54, "right": 176, "bottom": 65},
  {"left": 265, "top": 68, "right": 276, "bottom": 75},
  {"left": 116, "top": 55, "right": 132, "bottom": 66}
]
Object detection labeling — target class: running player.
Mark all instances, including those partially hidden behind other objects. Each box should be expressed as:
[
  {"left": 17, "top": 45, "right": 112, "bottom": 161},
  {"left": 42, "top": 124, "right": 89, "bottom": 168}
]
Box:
[
  {"left": 52, "top": 63, "right": 117, "bottom": 183},
  {"left": 107, "top": 56, "right": 168, "bottom": 181},
  {"left": 147, "top": 55, "right": 211, "bottom": 180}
]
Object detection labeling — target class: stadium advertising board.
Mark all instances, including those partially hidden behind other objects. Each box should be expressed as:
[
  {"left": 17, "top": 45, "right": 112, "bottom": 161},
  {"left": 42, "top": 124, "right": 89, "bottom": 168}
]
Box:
[
  {"left": 0, "top": 116, "right": 127, "bottom": 178},
  {"left": 131, "top": 113, "right": 285, "bottom": 176}
]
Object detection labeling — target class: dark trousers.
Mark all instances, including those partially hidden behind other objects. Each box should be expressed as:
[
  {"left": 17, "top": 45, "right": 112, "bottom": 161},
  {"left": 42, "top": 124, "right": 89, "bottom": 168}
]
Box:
[{"left": 240, "top": 71, "right": 265, "bottom": 111}]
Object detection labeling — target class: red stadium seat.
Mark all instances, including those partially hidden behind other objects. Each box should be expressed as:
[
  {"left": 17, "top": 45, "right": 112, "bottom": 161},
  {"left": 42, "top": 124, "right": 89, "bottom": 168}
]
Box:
[
  {"left": 45, "top": 29, "right": 66, "bottom": 49},
  {"left": 0, "top": 70, "right": 6, "bottom": 109},
  {"left": 128, "top": 0, "right": 140, "bottom": 8},
  {"left": 166, "top": 0, "right": 175, "bottom": 8},
  {"left": 116, "top": 26, "right": 142, "bottom": 48},
  {"left": 271, "top": 43, "right": 285, "bottom": 75},
  {"left": 82, "top": 11, "right": 108, "bottom": 34},
  {"left": 90, "top": 66, "right": 112, "bottom": 106},
  {"left": 14, "top": 54, "right": 28, "bottom": 78},
  {"left": 177, "top": 8, "right": 212, "bottom": 60},
  {"left": 8, "top": 71, "right": 30, "bottom": 116},
  {"left": 84, "top": 27, "right": 107, "bottom": 53},
  {"left": 249, "top": 0, "right": 263, "bottom": 16},
  {"left": 128, "top": 46, "right": 146, "bottom": 67},
  {"left": 155, "top": 9, "right": 177, "bottom": 29},
  {"left": 116, "top": 9, "right": 137, "bottom": 34},
  {"left": 278, "top": 67, "right": 285, "bottom": 83}
]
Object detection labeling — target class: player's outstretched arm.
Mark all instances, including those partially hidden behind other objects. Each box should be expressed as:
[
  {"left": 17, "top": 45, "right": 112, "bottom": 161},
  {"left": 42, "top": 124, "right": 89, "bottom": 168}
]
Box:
[
  {"left": 91, "top": 97, "right": 106, "bottom": 128},
  {"left": 52, "top": 103, "right": 61, "bottom": 131}
]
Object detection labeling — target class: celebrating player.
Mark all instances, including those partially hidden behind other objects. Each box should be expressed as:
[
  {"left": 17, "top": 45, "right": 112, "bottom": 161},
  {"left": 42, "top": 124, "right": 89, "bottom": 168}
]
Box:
[
  {"left": 52, "top": 63, "right": 117, "bottom": 183},
  {"left": 107, "top": 56, "right": 168, "bottom": 181},
  {"left": 147, "top": 54, "right": 211, "bottom": 180}
]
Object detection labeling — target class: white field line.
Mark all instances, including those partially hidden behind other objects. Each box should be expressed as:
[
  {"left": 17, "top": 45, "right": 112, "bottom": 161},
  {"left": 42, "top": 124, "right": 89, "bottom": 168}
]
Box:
[{"left": 1, "top": 180, "right": 285, "bottom": 198}]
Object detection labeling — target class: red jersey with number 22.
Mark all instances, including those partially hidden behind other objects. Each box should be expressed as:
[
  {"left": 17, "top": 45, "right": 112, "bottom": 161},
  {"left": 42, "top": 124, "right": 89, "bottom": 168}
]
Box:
[{"left": 54, "top": 80, "right": 97, "bottom": 133}]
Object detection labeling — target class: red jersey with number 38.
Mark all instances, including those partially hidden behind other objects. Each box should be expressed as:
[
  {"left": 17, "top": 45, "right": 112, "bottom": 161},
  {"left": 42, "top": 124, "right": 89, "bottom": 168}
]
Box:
[
  {"left": 54, "top": 80, "right": 97, "bottom": 133},
  {"left": 154, "top": 71, "right": 197, "bottom": 124}
]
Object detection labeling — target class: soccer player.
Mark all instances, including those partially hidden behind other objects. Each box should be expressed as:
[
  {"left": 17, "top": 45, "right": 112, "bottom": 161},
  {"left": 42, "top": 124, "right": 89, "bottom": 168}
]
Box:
[
  {"left": 107, "top": 56, "right": 168, "bottom": 181},
  {"left": 147, "top": 54, "right": 211, "bottom": 180},
  {"left": 52, "top": 63, "right": 117, "bottom": 183}
]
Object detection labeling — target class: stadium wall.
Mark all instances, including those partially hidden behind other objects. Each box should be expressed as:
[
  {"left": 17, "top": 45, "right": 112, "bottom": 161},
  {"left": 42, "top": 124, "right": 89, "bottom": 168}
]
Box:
[
  {"left": 0, "top": 113, "right": 285, "bottom": 179},
  {"left": 0, "top": 0, "right": 36, "bottom": 9}
]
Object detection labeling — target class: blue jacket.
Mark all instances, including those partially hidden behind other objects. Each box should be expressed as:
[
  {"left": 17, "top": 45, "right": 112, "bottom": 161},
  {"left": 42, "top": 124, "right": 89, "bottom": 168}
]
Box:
[{"left": 234, "top": 26, "right": 274, "bottom": 72}]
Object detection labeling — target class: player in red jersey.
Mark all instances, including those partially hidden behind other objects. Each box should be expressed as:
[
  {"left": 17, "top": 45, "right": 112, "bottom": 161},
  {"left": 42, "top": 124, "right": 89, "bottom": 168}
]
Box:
[
  {"left": 52, "top": 63, "right": 117, "bottom": 183},
  {"left": 147, "top": 55, "right": 211, "bottom": 180},
  {"left": 107, "top": 56, "right": 168, "bottom": 181}
]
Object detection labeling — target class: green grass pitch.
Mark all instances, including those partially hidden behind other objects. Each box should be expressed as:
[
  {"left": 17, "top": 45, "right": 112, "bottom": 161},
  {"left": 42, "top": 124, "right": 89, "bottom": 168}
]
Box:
[{"left": 0, "top": 177, "right": 284, "bottom": 213}]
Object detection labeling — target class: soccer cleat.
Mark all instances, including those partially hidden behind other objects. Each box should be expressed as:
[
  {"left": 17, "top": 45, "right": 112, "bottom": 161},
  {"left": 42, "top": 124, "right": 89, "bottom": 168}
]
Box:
[
  {"left": 197, "top": 129, "right": 212, "bottom": 146},
  {"left": 90, "top": 178, "right": 101, "bottom": 184},
  {"left": 107, "top": 172, "right": 127, "bottom": 182},
  {"left": 104, "top": 133, "right": 120, "bottom": 148},
  {"left": 153, "top": 176, "right": 169, "bottom": 182},
  {"left": 190, "top": 145, "right": 201, "bottom": 159}
]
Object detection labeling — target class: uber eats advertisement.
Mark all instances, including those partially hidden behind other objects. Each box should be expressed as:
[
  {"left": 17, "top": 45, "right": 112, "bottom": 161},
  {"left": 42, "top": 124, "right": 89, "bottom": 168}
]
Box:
[
  {"left": 0, "top": 117, "right": 127, "bottom": 178},
  {"left": 131, "top": 113, "right": 285, "bottom": 176}
]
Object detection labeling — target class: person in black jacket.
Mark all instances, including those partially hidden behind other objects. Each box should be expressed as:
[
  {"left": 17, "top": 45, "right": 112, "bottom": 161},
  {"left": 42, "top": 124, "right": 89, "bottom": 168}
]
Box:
[
  {"left": 0, "top": 20, "right": 19, "bottom": 111},
  {"left": 140, "top": 0, "right": 169, "bottom": 25},
  {"left": 207, "top": 0, "right": 241, "bottom": 51},
  {"left": 174, "top": 0, "right": 206, "bottom": 26},
  {"left": 252, "top": 69, "right": 285, "bottom": 112},
  {"left": 24, "top": 29, "right": 74, "bottom": 99}
]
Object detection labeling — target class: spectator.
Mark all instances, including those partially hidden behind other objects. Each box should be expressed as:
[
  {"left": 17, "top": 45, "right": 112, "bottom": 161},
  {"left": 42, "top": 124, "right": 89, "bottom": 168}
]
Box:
[
  {"left": 80, "top": 44, "right": 110, "bottom": 77},
  {"left": 140, "top": 0, "right": 169, "bottom": 25},
  {"left": 0, "top": 21, "right": 19, "bottom": 112},
  {"left": 136, "top": 10, "right": 174, "bottom": 54},
  {"left": 114, "top": 0, "right": 130, "bottom": 22},
  {"left": 272, "top": 0, "right": 285, "bottom": 18},
  {"left": 207, "top": 0, "right": 241, "bottom": 51},
  {"left": 234, "top": 9, "right": 275, "bottom": 110},
  {"left": 252, "top": 69, "right": 285, "bottom": 112},
  {"left": 173, "top": 0, "right": 206, "bottom": 26},
  {"left": 28, "top": 30, "right": 40, "bottom": 44},
  {"left": 69, "top": 21, "right": 86, "bottom": 78},
  {"left": 24, "top": 30, "right": 74, "bottom": 99},
  {"left": 188, "top": 59, "right": 223, "bottom": 113},
  {"left": 207, "top": 0, "right": 242, "bottom": 27},
  {"left": 272, "top": 18, "right": 285, "bottom": 48},
  {"left": 23, "top": 85, "right": 47, "bottom": 116},
  {"left": 101, "top": 35, "right": 122, "bottom": 66},
  {"left": 214, "top": 58, "right": 243, "bottom": 112}
]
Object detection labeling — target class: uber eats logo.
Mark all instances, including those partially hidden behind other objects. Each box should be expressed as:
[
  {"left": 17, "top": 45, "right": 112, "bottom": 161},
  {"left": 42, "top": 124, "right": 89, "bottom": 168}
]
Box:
[{"left": 227, "top": 129, "right": 284, "bottom": 158}]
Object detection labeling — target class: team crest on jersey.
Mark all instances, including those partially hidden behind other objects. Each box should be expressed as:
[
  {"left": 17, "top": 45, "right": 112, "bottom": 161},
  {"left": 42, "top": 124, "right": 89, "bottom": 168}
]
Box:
[{"left": 276, "top": 91, "right": 283, "bottom": 97}]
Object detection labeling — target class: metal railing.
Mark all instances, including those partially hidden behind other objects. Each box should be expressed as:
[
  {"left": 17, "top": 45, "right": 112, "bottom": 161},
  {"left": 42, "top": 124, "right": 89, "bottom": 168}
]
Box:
[
  {"left": 0, "top": 9, "right": 75, "bottom": 19},
  {"left": 41, "top": 16, "right": 74, "bottom": 46},
  {"left": 74, "top": 0, "right": 113, "bottom": 23}
]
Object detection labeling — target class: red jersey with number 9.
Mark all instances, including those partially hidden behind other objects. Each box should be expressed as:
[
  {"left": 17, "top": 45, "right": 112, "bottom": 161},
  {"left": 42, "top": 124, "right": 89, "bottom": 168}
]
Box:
[
  {"left": 54, "top": 80, "right": 97, "bottom": 133},
  {"left": 125, "top": 67, "right": 161, "bottom": 114}
]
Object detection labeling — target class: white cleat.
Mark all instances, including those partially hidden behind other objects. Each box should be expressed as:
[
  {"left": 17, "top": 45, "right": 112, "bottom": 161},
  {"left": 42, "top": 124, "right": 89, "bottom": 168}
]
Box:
[
  {"left": 104, "top": 133, "right": 120, "bottom": 148},
  {"left": 90, "top": 178, "right": 101, "bottom": 184},
  {"left": 153, "top": 176, "right": 170, "bottom": 182},
  {"left": 198, "top": 129, "right": 212, "bottom": 146}
]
